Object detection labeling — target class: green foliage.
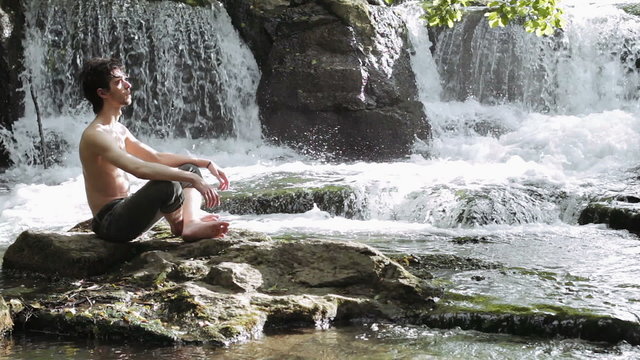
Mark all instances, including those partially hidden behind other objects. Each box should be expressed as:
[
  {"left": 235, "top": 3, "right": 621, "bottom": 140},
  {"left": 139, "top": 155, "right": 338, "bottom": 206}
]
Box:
[
  {"left": 420, "top": 0, "right": 565, "bottom": 36},
  {"left": 422, "top": 0, "right": 472, "bottom": 28}
]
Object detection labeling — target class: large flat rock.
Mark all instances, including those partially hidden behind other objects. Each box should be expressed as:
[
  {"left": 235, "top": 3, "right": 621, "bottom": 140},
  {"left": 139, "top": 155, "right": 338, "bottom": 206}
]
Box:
[{"left": 1, "top": 224, "right": 442, "bottom": 345}]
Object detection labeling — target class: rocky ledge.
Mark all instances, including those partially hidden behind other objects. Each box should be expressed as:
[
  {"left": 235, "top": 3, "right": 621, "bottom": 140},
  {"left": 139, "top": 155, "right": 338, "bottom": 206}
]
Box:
[
  {"left": 578, "top": 196, "right": 640, "bottom": 234},
  {"left": 1, "top": 223, "right": 441, "bottom": 345},
  {"left": 2, "top": 223, "right": 640, "bottom": 346}
]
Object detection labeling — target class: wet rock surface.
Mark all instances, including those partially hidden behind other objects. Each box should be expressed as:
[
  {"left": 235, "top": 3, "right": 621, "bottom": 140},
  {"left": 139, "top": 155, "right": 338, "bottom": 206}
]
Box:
[
  {"left": 3, "top": 221, "right": 640, "bottom": 346},
  {"left": 220, "top": 0, "right": 428, "bottom": 160},
  {"left": 423, "top": 290, "right": 640, "bottom": 346},
  {"left": 218, "top": 185, "right": 363, "bottom": 218},
  {"left": 579, "top": 199, "right": 640, "bottom": 234},
  {"left": 0, "top": 1, "right": 25, "bottom": 168},
  {"left": 1, "top": 224, "right": 441, "bottom": 345}
]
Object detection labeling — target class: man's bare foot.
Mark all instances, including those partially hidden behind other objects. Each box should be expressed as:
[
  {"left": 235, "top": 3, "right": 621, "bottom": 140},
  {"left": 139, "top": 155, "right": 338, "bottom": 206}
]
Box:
[
  {"left": 182, "top": 220, "right": 230, "bottom": 242},
  {"left": 200, "top": 214, "right": 220, "bottom": 222}
]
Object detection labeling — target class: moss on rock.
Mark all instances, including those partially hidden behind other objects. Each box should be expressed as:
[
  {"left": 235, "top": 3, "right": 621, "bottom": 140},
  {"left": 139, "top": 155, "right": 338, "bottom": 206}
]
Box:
[
  {"left": 422, "top": 292, "right": 640, "bottom": 345},
  {"left": 2, "top": 229, "right": 441, "bottom": 345},
  {"left": 319, "top": 0, "right": 374, "bottom": 38},
  {"left": 218, "top": 185, "right": 363, "bottom": 218}
]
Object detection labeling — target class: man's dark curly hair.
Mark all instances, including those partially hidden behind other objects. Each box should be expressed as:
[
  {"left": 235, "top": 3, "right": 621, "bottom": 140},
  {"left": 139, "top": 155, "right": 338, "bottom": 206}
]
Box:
[{"left": 79, "top": 57, "right": 125, "bottom": 114}]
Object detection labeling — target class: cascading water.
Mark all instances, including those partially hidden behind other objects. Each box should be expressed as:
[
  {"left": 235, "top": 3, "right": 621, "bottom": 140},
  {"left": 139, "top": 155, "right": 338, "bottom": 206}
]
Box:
[
  {"left": 2, "top": 0, "right": 640, "bottom": 358},
  {"left": 392, "top": 1, "right": 640, "bottom": 228},
  {"left": 3, "top": 0, "right": 261, "bottom": 166},
  {"left": 429, "top": 2, "right": 640, "bottom": 114}
]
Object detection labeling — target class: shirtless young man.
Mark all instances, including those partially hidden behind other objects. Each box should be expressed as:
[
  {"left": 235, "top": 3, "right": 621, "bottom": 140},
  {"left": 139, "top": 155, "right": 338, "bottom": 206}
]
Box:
[{"left": 78, "top": 57, "right": 229, "bottom": 242}]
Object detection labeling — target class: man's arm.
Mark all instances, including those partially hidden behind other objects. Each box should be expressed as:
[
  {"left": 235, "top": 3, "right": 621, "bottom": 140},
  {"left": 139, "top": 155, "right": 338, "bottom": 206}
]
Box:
[
  {"left": 84, "top": 129, "right": 221, "bottom": 207},
  {"left": 124, "top": 128, "right": 229, "bottom": 190}
]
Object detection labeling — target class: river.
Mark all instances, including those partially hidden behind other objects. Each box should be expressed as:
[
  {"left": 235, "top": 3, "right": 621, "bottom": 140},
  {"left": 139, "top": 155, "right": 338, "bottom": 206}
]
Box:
[{"left": 1, "top": 0, "right": 640, "bottom": 358}]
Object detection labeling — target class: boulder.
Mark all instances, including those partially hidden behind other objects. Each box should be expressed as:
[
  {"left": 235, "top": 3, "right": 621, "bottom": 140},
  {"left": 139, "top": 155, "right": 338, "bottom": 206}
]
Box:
[
  {"left": 1, "top": 224, "right": 442, "bottom": 345},
  {"left": 221, "top": 0, "right": 429, "bottom": 160},
  {"left": 218, "top": 185, "right": 363, "bottom": 218},
  {"left": 578, "top": 199, "right": 640, "bottom": 234},
  {"left": 4, "top": 222, "right": 640, "bottom": 346},
  {"left": 2, "top": 231, "right": 138, "bottom": 277}
]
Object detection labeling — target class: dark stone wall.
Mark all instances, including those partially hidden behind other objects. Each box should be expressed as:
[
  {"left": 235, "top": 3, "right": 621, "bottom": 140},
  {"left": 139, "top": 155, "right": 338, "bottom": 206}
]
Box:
[
  {"left": 0, "top": 0, "right": 25, "bottom": 168},
  {"left": 221, "top": 0, "right": 429, "bottom": 161}
]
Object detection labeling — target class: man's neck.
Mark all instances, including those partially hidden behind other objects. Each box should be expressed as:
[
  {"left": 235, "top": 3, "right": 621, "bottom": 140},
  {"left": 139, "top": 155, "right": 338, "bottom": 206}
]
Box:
[{"left": 95, "top": 105, "right": 123, "bottom": 126}]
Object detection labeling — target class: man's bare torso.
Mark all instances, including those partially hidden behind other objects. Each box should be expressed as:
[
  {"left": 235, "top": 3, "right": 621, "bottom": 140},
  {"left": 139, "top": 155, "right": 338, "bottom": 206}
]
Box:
[{"left": 80, "top": 121, "right": 131, "bottom": 215}]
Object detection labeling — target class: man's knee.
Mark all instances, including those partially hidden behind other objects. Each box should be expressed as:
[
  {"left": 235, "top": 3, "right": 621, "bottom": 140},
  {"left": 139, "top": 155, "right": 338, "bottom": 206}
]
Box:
[
  {"left": 148, "top": 180, "right": 183, "bottom": 213},
  {"left": 178, "top": 163, "right": 203, "bottom": 188},
  {"left": 179, "top": 163, "right": 203, "bottom": 178}
]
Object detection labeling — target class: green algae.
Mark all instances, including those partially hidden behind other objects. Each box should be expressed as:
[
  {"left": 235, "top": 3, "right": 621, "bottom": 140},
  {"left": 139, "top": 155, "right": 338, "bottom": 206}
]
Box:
[
  {"left": 272, "top": 234, "right": 308, "bottom": 243},
  {"left": 13, "top": 300, "right": 178, "bottom": 343},
  {"left": 438, "top": 291, "right": 596, "bottom": 317},
  {"left": 152, "top": 286, "right": 208, "bottom": 320},
  {"left": 422, "top": 291, "right": 640, "bottom": 345}
]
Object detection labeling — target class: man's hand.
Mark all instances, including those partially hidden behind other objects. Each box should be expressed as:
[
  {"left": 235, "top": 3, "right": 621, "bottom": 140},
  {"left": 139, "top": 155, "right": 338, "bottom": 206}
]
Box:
[
  {"left": 193, "top": 177, "right": 220, "bottom": 208},
  {"left": 206, "top": 161, "right": 230, "bottom": 190}
]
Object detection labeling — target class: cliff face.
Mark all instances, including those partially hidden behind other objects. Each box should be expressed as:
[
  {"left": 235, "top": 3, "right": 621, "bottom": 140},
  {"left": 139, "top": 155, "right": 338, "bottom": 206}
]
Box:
[
  {"left": 0, "top": 0, "right": 25, "bottom": 168},
  {"left": 222, "top": 0, "right": 429, "bottom": 160}
]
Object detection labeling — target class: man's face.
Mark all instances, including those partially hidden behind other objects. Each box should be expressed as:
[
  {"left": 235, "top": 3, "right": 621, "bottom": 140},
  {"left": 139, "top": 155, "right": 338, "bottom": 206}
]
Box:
[{"left": 103, "top": 68, "right": 132, "bottom": 106}]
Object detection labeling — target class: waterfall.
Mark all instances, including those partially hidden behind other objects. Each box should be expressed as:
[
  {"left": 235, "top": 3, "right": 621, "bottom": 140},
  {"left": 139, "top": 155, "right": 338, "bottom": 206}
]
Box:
[
  {"left": 427, "top": 3, "right": 640, "bottom": 114},
  {"left": 394, "top": 1, "right": 640, "bottom": 227},
  {"left": 20, "top": 0, "right": 261, "bottom": 141}
]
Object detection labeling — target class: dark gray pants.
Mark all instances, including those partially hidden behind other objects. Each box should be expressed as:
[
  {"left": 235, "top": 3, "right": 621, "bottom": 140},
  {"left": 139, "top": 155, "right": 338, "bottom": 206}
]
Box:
[{"left": 91, "top": 163, "right": 202, "bottom": 242}]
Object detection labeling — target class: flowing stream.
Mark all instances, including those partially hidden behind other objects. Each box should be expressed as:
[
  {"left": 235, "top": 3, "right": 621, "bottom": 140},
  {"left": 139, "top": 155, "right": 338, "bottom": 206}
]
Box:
[{"left": 2, "top": 0, "right": 640, "bottom": 358}]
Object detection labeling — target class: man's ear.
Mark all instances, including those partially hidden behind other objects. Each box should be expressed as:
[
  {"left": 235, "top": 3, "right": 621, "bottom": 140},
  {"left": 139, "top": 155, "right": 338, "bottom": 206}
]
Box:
[{"left": 97, "top": 88, "right": 108, "bottom": 98}]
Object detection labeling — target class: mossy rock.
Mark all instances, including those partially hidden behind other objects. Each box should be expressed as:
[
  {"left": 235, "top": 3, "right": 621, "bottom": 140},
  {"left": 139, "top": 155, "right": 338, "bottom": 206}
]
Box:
[
  {"left": 578, "top": 202, "right": 640, "bottom": 233},
  {"left": 3, "top": 230, "right": 441, "bottom": 345},
  {"left": 320, "top": 0, "right": 374, "bottom": 38},
  {"left": 219, "top": 185, "right": 363, "bottom": 218},
  {"left": 621, "top": 4, "right": 640, "bottom": 17},
  {"left": 421, "top": 292, "right": 640, "bottom": 345}
]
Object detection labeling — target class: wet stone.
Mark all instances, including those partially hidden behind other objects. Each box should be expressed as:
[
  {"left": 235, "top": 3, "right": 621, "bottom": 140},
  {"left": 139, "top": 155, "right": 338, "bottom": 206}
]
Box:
[
  {"left": 0, "top": 225, "right": 442, "bottom": 346},
  {"left": 204, "top": 262, "right": 263, "bottom": 293},
  {"left": 578, "top": 201, "right": 640, "bottom": 234}
]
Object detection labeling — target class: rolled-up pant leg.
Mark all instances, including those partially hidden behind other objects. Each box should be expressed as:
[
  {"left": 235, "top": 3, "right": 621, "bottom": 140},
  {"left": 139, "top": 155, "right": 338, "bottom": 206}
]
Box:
[{"left": 92, "top": 163, "right": 203, "bottom": 242}]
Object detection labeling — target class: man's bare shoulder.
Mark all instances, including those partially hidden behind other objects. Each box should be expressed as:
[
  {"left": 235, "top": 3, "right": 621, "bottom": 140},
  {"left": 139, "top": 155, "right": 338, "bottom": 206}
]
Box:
[
  {"left": 81, "top": 122, "right": 128, "bottom": 147},
  {"left": 80, "top": 123, "right": 104, "bottom": 152}
]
